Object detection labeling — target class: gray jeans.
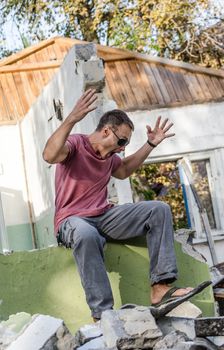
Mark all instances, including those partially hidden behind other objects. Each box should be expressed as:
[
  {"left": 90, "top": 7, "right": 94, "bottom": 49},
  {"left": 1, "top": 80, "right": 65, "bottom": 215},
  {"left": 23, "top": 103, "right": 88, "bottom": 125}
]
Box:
[{"left": 58, "top": 201, "right": 178, "bottom": 318}]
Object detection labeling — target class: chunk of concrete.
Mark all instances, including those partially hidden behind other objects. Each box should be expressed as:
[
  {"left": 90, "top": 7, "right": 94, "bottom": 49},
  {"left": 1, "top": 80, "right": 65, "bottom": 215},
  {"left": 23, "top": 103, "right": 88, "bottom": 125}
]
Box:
[
  {"left": 6, "top": 314, "right": 72, "bottom": 350},
  {"left": 166, "top": 301, "right": 202, "bottom": 318},
  {"left": 101, "top": 307, "right": 162, "bottom": 350},
  {"left": 118, "top": 306, "right": 162, "bottom": 338},
  {"left": 175, "top": 229, "right": 207, "bottom": 263},
  {"left": 75, "top": 323, "right": 102, "bottom": 345},
  {"left": 101, "top": 310, "right": 125, "bottom": 349},
  {"left": 76, "top": 336, "right": 106, "bottom": 350},
  {"left": 0, "top": 324, "right": 17, "bottom": 348},
  {"left": 153, "top": 330, "right": 188, "bottom": 349},
  {"left": 207, "top": 336, "right": 224, "bottom": 348},
  {"left": 157, "top": 316, "right": 196, "bottom": 340},
  {"left": 74, "top": 43, "right": 97, "bottom": 61}
]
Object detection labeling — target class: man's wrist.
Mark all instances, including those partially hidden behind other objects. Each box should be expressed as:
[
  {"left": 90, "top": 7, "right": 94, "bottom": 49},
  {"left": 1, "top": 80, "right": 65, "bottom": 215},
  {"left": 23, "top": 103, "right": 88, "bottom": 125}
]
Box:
[{"left": 147, "top": 140, "right": 157, "bottom": 148}]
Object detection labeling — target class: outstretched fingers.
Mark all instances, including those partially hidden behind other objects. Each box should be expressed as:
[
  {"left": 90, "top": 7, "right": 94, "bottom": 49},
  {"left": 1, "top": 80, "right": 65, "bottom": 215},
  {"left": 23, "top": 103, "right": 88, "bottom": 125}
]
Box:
[{"left": 81, "top": 89, "right": 97, "bottom": 104}]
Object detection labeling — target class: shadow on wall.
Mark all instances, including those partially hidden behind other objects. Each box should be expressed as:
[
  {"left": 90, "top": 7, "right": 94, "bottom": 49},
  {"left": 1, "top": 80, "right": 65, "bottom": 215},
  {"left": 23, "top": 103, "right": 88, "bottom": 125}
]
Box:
[
  {"left": 0, "top": 239, "right": 214, "bottom": 334},
  {"left": 0, "top": 186, "right": 33, "bottom": 251}
]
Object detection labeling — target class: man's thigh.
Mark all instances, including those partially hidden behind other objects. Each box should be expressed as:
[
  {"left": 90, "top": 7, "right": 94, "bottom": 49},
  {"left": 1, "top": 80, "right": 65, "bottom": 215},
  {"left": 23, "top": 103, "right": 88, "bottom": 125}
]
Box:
[
  {"left": 98, "top": 201, "right": 164, "bottom": 240},
  {"left": 59, "top": 216, "right": 100, "bottom": 247}
]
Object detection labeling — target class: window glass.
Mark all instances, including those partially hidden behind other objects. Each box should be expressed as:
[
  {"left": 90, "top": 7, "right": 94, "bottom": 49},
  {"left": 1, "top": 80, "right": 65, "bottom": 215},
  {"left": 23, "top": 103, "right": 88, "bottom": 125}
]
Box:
[{"left": 192, "top": 159, "right": 216, "bottom": 229}]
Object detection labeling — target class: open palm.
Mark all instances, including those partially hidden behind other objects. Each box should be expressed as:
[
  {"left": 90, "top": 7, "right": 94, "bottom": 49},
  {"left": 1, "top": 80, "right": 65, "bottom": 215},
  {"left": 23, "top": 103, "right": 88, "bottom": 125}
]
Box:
[{"left": 146, "top": 116, "right": 175, "bottom": 146}]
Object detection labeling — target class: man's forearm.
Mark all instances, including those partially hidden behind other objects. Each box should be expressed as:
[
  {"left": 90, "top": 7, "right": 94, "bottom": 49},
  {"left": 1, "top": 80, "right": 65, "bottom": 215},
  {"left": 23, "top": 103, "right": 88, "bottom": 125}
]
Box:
[{"left": 122, "top": 141, "right": 156, "bottom": 177}]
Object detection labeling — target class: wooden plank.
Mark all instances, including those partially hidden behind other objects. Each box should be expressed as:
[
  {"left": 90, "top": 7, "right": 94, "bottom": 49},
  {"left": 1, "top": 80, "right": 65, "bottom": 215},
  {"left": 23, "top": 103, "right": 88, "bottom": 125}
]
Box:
[
  {"left": 5, "top": 73, "right": 24, "bottom": 117},
  {"left": 104, "top": 51, "right": 224, "bottom": 78},
  {"left": 157, "top": 65, "right": 179, "bottom": 102},
  {"left": 13, "top": 73, "right": 30, "bottom": 114},
  {"left": 123, "top": 60, "right": 145, "bottom": 107},
  {"left": 0, "top": 37, "right": 56, "bottom": 67},
  {"left": 105, "top": 62, "right": 126, "bottom": 109},
  {"left": 196, "top": 73, "right": 212, "bottom": 100},
  {"left": 143, "top": 63, "right": 165, "bottom": 105},
  {"left": 0, "top": 60, "right": 63, "bottom": 73},
  {"left": 218, "top": 77, "right": 224, "bottom": 91},
  {"left": 0, "top": 80, "right": 10, "bottom": 122},
  {"left": 34, "top": 47, "right": 53, "bottom": 83},
  {"left": 52, "top": 42, "right": 66, "bottom": 60},
  {"left": 211, "top": 77, "right": 224, "bottom": 98},
  {"left": 25, "top": 71, "right": 40, "bottom": 99},
  {"left": 114, "top": 61, "right": 137, "bottom": 109},
  {"left": 126, "top": 60, "right": 150, "bottom": 106},
  {"left": 46, "top": 44, "right": 58, "bottom": 61},
  {"left": 0, "top": 74, "right": 17, "bottom": 121},
  {"left": 149, "top": 63, "right": 172, "bottom": 104},
  {"left": 183, "top": 72, "right": 205, "bottom": 102},
  {"left": 172, "top": 68, "right": 193, "bottom": 102},
  {"left": 135, "top": 61, "right": 158, "bottom": 105},
  {"left": 211, "top": 76, "right": 224, "bottom": 99},
  {"left": 35, "top": 54, "right": 50, "bottom": 86},
  {"left": 201, "top": 74, "right": 219, "bottom": 99}
]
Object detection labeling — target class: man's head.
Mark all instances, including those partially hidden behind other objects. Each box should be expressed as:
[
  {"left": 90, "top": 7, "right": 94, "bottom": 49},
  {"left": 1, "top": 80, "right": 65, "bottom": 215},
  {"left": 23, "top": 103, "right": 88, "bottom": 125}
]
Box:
[
  {"left": 96, "top": 109, "right": 134, "bottom": 133},
  {"left": 93, "top": 109, "right": 134, "bottom": 158}
]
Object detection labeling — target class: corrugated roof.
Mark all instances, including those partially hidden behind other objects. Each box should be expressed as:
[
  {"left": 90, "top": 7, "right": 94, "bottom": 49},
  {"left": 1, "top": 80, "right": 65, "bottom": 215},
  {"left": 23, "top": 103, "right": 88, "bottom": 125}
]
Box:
[{"left": 0, "top": 36, "right": 224, "bottom": 124}]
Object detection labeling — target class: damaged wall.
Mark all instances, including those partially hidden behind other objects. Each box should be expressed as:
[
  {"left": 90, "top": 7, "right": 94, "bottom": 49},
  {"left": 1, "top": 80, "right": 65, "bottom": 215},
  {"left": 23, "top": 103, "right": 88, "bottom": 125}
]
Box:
[
  {"left": 0, "top": 240, "right": 214, "bottom": 333},
  {"left": 0, "top": 43, "right": 132, "bottom": 251}
]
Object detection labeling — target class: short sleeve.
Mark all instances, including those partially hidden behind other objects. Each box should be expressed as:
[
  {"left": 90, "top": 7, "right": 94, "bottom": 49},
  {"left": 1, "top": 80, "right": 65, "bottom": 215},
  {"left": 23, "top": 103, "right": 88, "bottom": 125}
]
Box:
[
  {"left": 61, "top": 134, "right": 79, "bottom": 163},
  {"left": 111, "top": 154, "right": 122, "bottom": 173}
]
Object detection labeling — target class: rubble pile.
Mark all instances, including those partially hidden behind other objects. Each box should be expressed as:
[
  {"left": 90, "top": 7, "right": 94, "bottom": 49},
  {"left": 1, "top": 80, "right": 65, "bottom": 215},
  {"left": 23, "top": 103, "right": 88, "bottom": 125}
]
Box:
[{"left": 1, "top": 301, "right": 224, "bottom": 350}]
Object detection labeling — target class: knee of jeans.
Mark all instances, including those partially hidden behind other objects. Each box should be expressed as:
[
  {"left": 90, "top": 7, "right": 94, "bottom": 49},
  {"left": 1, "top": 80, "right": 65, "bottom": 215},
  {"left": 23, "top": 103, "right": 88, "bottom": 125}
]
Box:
[{"left": 152, "top": 201, "right": 171, "bottom": 213}]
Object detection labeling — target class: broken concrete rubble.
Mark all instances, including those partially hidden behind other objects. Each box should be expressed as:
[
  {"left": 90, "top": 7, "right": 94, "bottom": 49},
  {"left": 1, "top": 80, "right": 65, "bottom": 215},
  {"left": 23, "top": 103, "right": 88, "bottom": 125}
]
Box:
[
  {"left": 1, "top": 295, "right": 223, "bottom": 349},
  {"left": 0, "top": 313, "right": 76, "bottom": 350},
  {"left": 101, "top": 307, "right": 162, "bottom": 349}
]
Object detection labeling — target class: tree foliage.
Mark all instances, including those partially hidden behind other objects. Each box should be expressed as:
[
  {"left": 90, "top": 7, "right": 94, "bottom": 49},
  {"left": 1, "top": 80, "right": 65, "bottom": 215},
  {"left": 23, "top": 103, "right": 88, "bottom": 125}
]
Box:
[
  {"left": 0, "top": 0, "right": 223, "bottom": 66},
  {"left": 130, "top": 162, "right": 188, "bottom": 230}
]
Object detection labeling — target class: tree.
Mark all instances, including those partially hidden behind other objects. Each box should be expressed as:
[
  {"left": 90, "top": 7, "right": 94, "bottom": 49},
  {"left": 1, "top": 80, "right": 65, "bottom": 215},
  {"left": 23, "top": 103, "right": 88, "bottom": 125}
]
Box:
[{"left": 0, "top": 0, "right": 223, "bottom": 67}]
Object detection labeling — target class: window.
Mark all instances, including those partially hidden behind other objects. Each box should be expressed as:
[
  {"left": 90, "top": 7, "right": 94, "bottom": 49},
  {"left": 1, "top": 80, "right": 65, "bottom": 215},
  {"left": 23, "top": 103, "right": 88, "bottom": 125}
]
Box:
[{"left": 131, "top": 150, "right": 224, "bottom": 239}]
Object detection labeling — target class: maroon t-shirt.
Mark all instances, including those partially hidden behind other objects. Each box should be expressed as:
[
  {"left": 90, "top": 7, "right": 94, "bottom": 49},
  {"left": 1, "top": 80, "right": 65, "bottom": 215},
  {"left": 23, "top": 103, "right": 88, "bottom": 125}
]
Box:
[{"left": 54, "top": 134, "right": 122, "bottom": 233}]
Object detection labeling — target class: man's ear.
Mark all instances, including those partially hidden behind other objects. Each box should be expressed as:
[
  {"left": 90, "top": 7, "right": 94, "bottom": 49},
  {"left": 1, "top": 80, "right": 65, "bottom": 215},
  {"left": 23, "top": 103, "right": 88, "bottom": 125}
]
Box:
[{"left": 103, "top": 126, "right": 110, "bottom": 138}]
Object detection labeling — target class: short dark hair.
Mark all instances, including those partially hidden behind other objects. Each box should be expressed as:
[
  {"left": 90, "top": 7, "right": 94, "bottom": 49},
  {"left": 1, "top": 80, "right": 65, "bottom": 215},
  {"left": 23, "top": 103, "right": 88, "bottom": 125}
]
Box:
[{"left": 96, "top": 109, "right": 134, "bottom": 131}]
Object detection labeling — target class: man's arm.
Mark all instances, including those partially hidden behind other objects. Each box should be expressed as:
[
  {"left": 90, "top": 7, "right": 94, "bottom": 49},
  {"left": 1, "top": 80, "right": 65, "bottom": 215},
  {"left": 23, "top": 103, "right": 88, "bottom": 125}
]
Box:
[
  {"left": 112, "top": 116, "right": 175, "bottom": 179},
  {"left": 43, "top": 89, "right": 97, "bottom": 164}
]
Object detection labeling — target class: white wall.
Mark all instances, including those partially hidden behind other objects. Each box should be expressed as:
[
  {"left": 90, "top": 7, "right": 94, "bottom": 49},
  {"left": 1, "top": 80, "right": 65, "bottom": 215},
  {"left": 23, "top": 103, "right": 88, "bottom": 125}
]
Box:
[
  {"left": 126, "top": 102, "right": 224, "bottom": 158},
  {"left": 0, "top": 124, "right": 30, "bottom": 226}
]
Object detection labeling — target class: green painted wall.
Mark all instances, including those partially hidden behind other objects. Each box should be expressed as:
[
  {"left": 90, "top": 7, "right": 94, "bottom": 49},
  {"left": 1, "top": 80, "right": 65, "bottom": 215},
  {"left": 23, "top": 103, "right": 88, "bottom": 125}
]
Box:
[
  {"left": 7, "top": 223, "right": 33, "bottom": 251},
  {"left": 34, "top": 213, "right": 57, "bottom": 249},
  {"left": 3, "top": 213, "right": 56, "bottom": 252},
  {"left": 0, "top": 239, "right": 214, "bottom": 334}
]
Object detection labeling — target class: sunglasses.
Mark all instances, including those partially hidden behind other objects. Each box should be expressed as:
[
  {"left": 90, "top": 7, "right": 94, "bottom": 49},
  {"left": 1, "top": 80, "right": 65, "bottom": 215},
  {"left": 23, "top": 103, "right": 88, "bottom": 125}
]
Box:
[{"left": 111, "top": 129, "right": 129, "bottom": 147}]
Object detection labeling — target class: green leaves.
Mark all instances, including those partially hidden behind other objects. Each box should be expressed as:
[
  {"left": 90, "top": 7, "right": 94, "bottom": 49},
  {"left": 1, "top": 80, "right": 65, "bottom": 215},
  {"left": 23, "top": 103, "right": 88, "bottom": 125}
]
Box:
[
  {"left": 131, "top": 162, "right": 188, "bottom": 230},
  {"left": 0, "top": 0, "right": 223, "bottom": 66}
]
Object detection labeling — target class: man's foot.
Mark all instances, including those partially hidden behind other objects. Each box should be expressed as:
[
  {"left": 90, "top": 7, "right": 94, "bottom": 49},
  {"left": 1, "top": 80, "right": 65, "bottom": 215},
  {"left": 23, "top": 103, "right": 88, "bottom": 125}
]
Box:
[{"left": 151, "top": 283, "right": 193, "bottom": 306}]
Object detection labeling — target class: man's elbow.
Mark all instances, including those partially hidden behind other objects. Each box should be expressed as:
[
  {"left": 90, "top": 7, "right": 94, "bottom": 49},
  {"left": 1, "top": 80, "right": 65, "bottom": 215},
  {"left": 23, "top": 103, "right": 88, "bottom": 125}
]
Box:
[
  {"left": 42, "top": 149, "right": 56, "bottom": 164},
  {"left": 113, "top": 169, "right": 128, "bottom": 180}
]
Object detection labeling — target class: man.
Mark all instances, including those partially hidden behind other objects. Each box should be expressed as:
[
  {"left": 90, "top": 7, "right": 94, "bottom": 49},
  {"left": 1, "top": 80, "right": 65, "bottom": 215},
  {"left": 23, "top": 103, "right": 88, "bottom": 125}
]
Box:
[{"left": 43, "top": 89, "right": 192, "bottom": 321}]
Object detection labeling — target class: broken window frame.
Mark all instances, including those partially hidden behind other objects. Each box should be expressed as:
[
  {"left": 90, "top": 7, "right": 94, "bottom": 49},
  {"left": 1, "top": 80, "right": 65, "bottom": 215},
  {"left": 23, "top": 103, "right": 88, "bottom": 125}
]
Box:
[{"left": 142, "top": 149, "right": 224, "bottom": 240}]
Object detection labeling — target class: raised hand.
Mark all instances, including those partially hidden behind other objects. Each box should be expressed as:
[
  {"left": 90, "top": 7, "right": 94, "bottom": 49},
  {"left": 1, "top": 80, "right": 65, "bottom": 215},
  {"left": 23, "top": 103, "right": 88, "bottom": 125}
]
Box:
[
  {"left": 68, "top": 89, "right": 98, "bottom": 123},
  {"left": 146, "top": 116, "right": 175, "bottom": 146}
]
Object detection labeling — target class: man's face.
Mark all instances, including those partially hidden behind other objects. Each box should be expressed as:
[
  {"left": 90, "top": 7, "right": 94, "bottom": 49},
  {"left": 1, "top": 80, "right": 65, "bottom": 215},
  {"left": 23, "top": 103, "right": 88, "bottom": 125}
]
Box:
[{"left": 108, "top": 123, "right": 132, "bottom": 154}]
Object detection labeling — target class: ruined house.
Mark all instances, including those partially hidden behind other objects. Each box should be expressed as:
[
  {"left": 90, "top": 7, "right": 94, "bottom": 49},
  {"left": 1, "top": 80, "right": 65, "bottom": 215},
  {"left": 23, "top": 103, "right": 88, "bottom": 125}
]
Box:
[{"left": 0, "top": 37, "right": 223, "bottom": 331}]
